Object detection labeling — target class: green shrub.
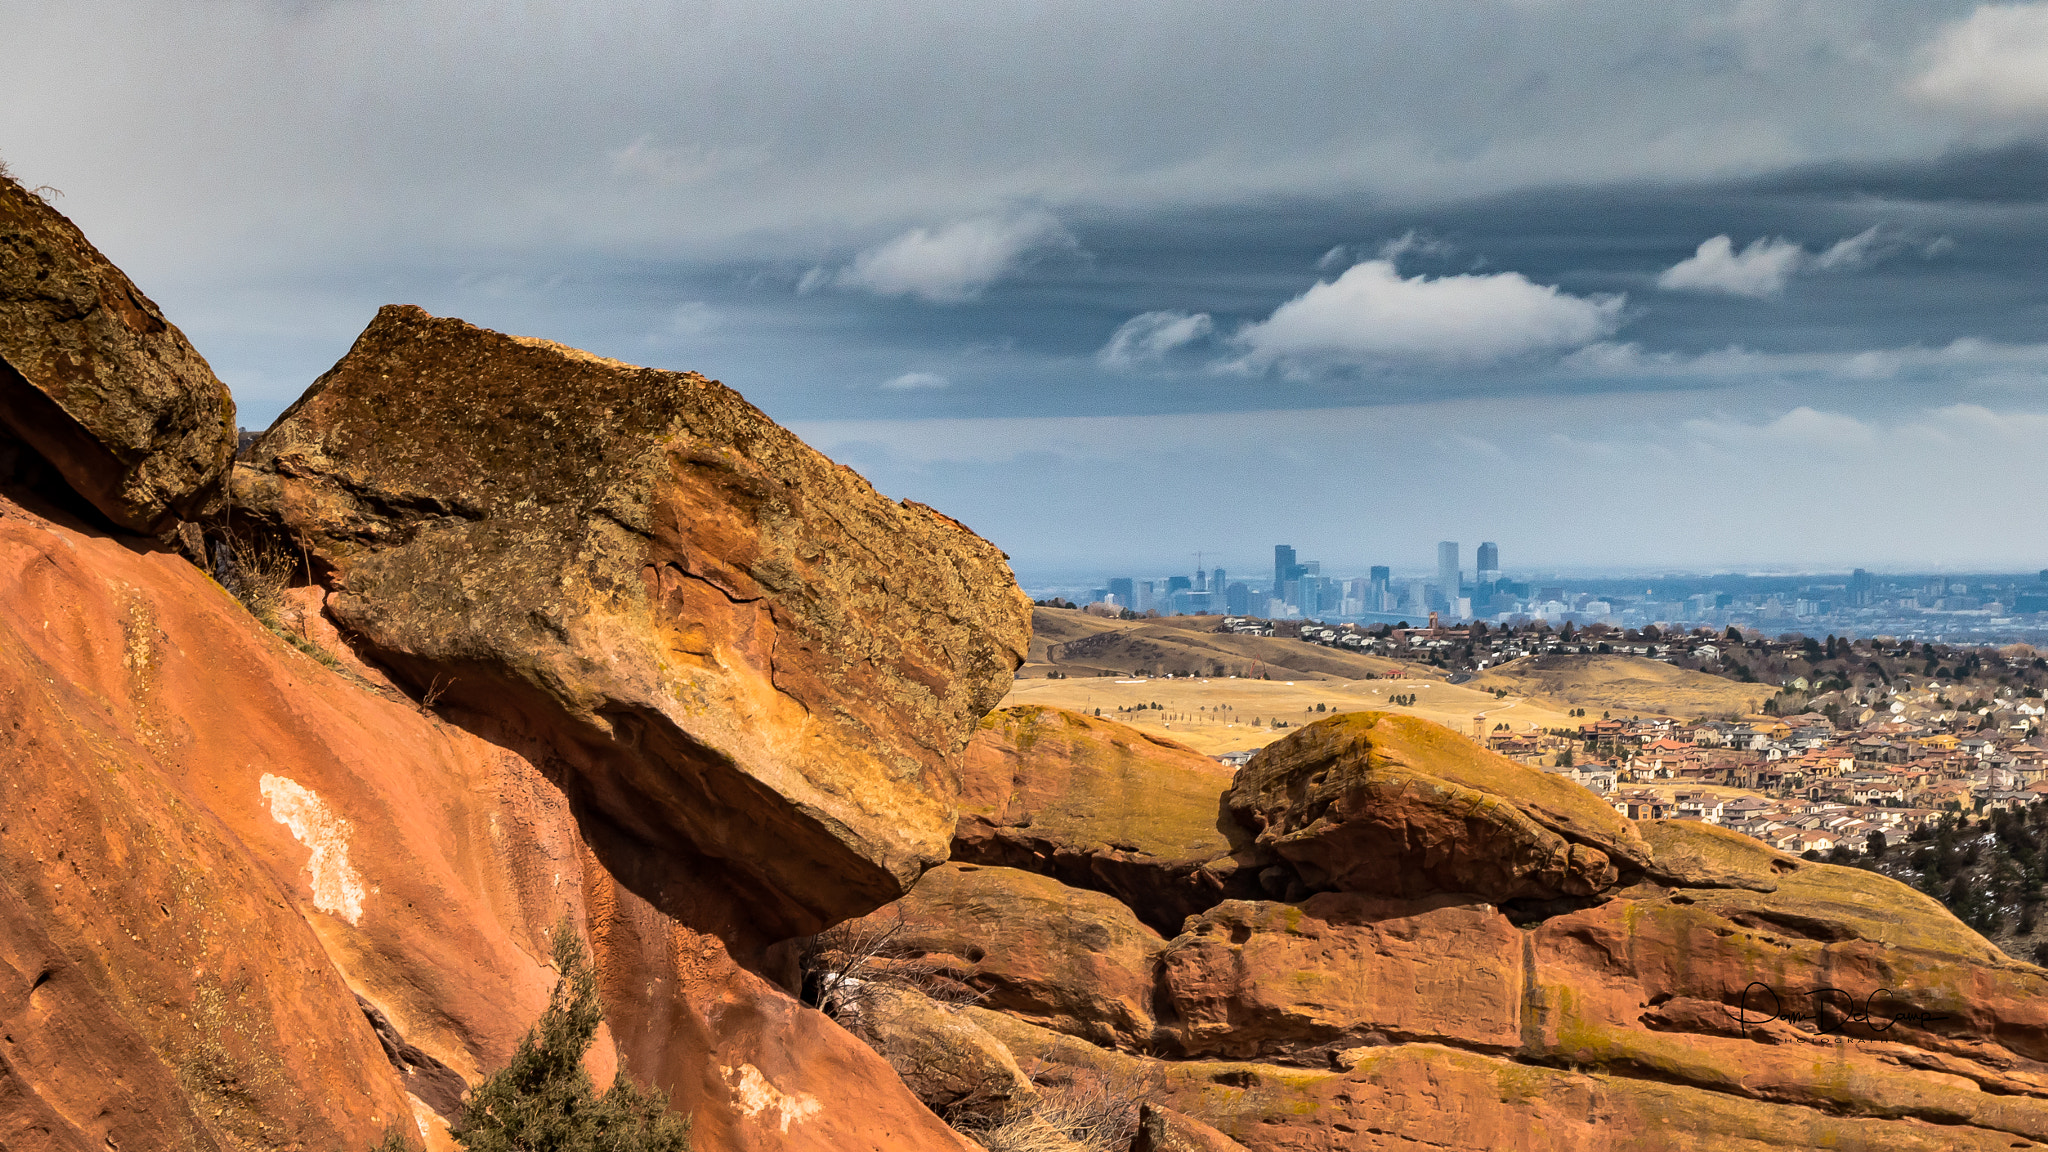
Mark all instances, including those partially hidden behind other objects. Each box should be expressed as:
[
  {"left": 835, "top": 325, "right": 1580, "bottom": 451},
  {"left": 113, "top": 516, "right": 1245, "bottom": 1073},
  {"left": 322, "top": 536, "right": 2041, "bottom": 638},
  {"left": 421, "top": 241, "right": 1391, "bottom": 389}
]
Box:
[{"left": 452, "top": 922, "right": 691, "bottom": 1152}]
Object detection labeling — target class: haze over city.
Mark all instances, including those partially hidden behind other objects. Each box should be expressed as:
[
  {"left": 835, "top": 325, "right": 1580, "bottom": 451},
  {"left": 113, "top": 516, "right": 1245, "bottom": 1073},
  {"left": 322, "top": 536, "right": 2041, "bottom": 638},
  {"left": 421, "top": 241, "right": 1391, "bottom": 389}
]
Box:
[{"left": 6, "top": 1, "right": 2048, "bottom": 573}]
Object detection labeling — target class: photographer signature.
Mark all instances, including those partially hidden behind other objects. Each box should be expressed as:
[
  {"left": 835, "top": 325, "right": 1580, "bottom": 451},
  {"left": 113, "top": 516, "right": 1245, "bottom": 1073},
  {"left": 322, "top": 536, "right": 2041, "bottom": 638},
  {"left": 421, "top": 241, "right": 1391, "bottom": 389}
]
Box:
[{"left": 1725, "top": 982, "right": 1951, "bottom": 1037}]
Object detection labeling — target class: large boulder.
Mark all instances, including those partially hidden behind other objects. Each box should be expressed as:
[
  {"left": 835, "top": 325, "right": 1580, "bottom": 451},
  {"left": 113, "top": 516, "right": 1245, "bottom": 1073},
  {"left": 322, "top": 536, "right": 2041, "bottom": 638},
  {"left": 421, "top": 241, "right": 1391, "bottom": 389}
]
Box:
[
  {"left": 954, "top": 706, "right": 1256, "bottom": 932},
  {"left": 235, "top": 305, "right": 1030, "bottom": 943},
  {"left": 843, "top": 863, "right": 1168, "bottom": 1051},
  {"left": 843, "top": 985, "right": 1039, "bottom": 1123},
  {"left": 0, "top": 174, "right": 234, "bottom": 532},
  {"left": 1226, "top": 712, "right": 1650, "bottom": 905}
]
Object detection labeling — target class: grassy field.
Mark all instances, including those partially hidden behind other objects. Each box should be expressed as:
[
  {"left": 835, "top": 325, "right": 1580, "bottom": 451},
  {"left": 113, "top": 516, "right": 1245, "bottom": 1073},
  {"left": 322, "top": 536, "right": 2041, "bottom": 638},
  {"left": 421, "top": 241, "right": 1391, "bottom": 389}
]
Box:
[
  {"left": 1002, "top": 672, "right": 1578, "bottom": 755},
  {"left": 1471, "top": 654, "right": 1767, "bottom": 720},
  {"left": 1012, "top": 612, "right": 1768, "bottom": 754},
  {"left": 1023, "top": 609, "right": 1427, "bottom": 682}
]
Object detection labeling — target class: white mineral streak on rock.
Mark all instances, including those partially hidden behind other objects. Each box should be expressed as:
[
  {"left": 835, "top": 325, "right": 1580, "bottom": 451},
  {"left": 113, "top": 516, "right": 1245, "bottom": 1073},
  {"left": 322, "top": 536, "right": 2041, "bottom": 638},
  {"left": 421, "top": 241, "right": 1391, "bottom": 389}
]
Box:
[
  {"left": 260, "top": 773, "right": 366, "bottom": 924},
  {"left": 724, "top": 1063, "right": 822, "bottom": 1133}
]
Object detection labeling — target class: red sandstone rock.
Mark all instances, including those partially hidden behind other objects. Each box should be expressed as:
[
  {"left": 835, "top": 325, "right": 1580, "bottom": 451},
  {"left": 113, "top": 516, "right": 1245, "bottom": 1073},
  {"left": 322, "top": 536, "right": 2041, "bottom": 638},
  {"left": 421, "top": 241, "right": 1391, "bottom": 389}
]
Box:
[
  {"left": 954, "top": 706, "right": 1256, "bottom": 932},
  {"left": 1131, "top": 1104, "right": 1247, "bottom": 1152},
  {"left": 1227, "top": 712, "right": 1650, "bottom": 904},
  {"left": 1158, "top": 893, "right": 1523, "bottom": 1061},
  {"left": 0, "top": 491, "right": 977, "bottom": 1152},
  {"left": 869, "top": 717, "right": 2048, "bottom": 1149},
  {"left": 0, "top": 174, "right": 234, "bottom": 532},
  {"left": 844, "top": 862, "right": 1168, "bottom": 1051},
  {"left": 236, "top": 305, "right": 1030, "bottom": 945}
]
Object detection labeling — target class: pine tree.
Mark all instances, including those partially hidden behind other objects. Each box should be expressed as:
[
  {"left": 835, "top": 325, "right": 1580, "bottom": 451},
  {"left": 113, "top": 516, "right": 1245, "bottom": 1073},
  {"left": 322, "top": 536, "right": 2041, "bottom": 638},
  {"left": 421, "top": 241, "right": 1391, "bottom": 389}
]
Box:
[{"left": 452, "top": 922, "right": 691, "bottom": 1152}]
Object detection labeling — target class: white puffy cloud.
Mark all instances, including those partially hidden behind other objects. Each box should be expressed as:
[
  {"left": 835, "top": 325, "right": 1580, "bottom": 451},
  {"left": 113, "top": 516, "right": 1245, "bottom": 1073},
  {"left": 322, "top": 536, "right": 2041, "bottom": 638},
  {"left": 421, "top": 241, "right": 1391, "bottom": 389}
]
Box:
[
  {"left": 1812, "top": 224, "right": 1885, "bottom": 270},
  {"left": 1912, "top": 3, "right": 2048, "bottom": 114},
  {"left": 833, "top": 212, "right": 1075, "bottom": 303},
  {"left": 880, "top": 371, "right": 950, "bottom": 390},
  {"left": 1232, "top": 259, "right": 1624, "bottom": 368},
  {"left": 1656, "top": 235, "right": 1808, "bottom": 297},
  {"left": 1097, "top": 310, "right": 1214, "bottom": 369},
  {"left": 1657, "top": 226, "right": 1897, "bottom": 297}
]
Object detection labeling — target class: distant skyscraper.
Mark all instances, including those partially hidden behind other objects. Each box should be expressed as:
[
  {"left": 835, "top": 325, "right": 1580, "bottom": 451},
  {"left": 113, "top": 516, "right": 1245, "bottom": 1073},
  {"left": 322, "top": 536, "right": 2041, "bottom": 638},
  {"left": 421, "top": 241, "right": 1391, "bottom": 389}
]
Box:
[
  {"left": 1437, "top": 542, "right": 1459, "bottom": 614},
  {"left": 1211, "top": 568, "right": 1227, "bottom": 596},
  {"left": 1108, "top": 577, "right": 1134, "bottom": 608},
  {"left": 1274, "top": 545, "right": 1296, "bottom": 594},
  {"left": 1848, "top": 568, "right": 1872, "bottom": 607},
  {"left": 1477, "top": 542, "right": 1499, "bottom": 581},
  {"left": 1225, "top": 582, "right": 1251, "bottom": 615}
]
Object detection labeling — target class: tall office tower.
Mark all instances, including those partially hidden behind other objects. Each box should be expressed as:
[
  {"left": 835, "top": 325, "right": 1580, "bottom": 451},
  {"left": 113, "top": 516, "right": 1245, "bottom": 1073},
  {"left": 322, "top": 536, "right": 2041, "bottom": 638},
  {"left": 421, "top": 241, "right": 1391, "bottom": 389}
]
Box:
[
  {"left": 1275, "top": 545, "right": 1297, "bottom": 593},
  {"left": 1108, "top": 577, "right": 1135, "bottom": 608},
  {"left": 1212, "top": 568, "right": 1227, "bottom": 597},
  {"left": 1138, "top": 581, "right": 1156, "bottom": 612},
  {"left": 1225, "top": 581, "right": 1251, "bottom": 616},
  {"left": 1477, "top": 541, "right": 1499, "bottom": 583},
  {"left": 1437, "top": 542, "right": 1459, "bottom": 613},
  {"left": 1848, "top": 568, "right": 1872, "bottom": 607},
  {"left": 1370, "top": 565, "right": 1392, "bottom": 611},
  {"left": 1194, "top": 569, "right": 1208, "bottom": 593},
  {"left": 1299, "top": 578, "right": 1321, "bottom": 620}
]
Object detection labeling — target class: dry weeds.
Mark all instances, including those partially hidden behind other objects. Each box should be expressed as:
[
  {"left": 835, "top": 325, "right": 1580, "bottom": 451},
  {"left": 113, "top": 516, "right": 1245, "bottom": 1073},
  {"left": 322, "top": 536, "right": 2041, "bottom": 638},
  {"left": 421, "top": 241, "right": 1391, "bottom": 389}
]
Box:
[{"left": 225, "top": 535, "right": 297, "bottom": 624}]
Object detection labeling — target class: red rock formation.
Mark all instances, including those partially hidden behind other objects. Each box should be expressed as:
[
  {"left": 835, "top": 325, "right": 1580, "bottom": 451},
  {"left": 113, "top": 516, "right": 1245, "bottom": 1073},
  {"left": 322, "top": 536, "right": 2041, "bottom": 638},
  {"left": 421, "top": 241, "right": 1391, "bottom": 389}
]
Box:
[
  {"left": 0, "top": 489, "right": 979, "bottom": 1152},
  {"left": 954, "top": 705, "right": 1259, "bottom": 932},
  {"left": 0, "top": 174, "right": 234, "bottom": 532},
  {"left": 843, "top": 862, "right": 1168, "bottom": 1051},
  {"left": 1228, "top": 712, "right": 1651, "bottom": 905},
  {"left": 235, "top": 306, "right": 1030, "bottom": 948},
  {"left": 1132, "top": 1104, "right": 1247, "bottom": 1152},
  {"left": 847, "top": 710, "right": 2048, "bottom": 1149}
]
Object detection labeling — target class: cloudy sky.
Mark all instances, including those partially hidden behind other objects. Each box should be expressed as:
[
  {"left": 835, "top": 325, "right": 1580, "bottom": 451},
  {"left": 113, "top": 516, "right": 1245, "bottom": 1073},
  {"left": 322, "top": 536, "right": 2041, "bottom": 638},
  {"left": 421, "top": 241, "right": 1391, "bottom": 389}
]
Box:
[{"left": 7, "top": 0, "right": 2048, "bottom": 581}]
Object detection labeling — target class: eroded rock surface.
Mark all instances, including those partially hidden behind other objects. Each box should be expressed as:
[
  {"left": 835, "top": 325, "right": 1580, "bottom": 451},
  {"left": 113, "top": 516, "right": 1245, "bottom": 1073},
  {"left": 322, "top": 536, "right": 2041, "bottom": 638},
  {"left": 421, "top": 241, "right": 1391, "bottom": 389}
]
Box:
[
  {"left": 844, "top": 862, "right": 1167, "bottom": 1050},
  {"left": 236, "top": 305, "right": 1030, "bottom": 942},
  {"left": 954, "top": 706, "right": 1256, "bottom": 932},
  {"left": 1227, "top": 712, "right": 1651, "bottom": 905},
  {"left": 0, "top": 175, "right": 233, "bottom": 532},
  {"left": 1132, "top": 1104, "right": 1248, "bottom": 1152}
]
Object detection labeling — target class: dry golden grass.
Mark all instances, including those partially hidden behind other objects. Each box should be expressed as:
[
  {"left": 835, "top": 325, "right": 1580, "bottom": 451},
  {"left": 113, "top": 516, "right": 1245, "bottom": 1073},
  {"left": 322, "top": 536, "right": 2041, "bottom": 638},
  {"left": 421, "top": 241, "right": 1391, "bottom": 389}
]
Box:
[
  {"left": 1002, "top": 673, "right": 1576, "bottom": 755},
  {"left": 1471, "top": 654, "right": 1766, "bottom": 720}
]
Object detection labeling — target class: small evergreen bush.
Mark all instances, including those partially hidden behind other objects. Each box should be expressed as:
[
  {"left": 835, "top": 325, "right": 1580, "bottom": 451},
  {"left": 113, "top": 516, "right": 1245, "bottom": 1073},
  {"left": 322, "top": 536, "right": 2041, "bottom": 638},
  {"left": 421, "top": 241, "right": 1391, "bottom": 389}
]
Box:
[{"left": 451, "top": 922, "right": 691, "bottom": 1152}]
